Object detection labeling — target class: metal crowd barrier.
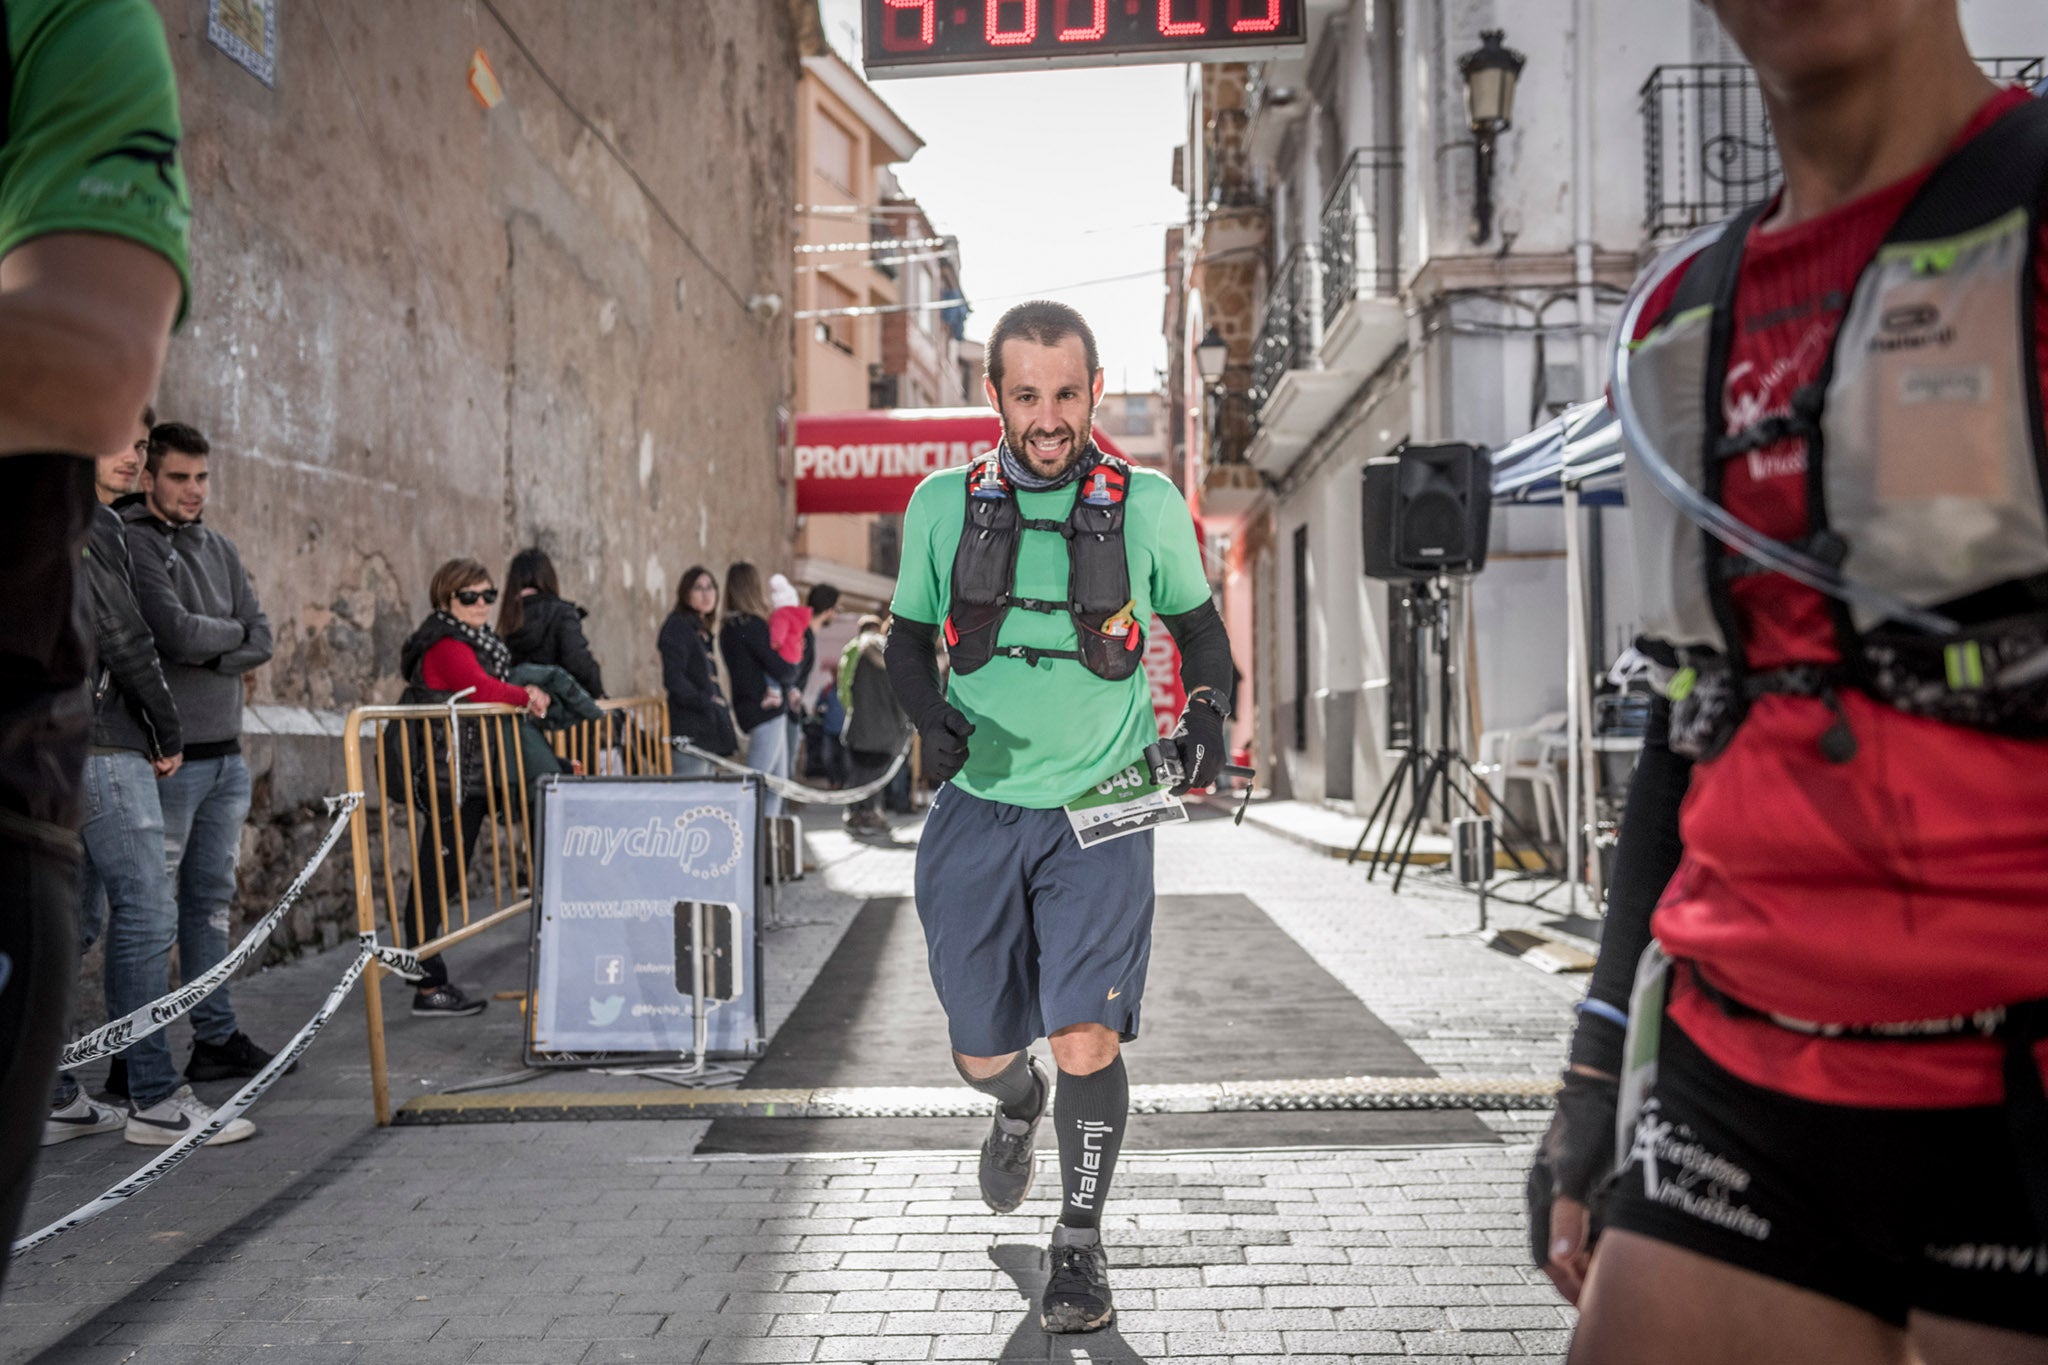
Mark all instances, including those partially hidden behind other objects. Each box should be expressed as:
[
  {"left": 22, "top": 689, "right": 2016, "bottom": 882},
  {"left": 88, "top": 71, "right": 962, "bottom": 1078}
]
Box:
[
  {"left": 548, "top": 694, "right": 672, "bottom": 777},
  {"left": 342, "top": 699, "right": 539, "bottom": 1124}
]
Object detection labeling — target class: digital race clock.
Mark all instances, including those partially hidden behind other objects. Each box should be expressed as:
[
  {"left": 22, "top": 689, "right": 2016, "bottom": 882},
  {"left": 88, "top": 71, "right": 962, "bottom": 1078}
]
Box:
[{"left": 862, "top": 0, "right": 1307, "bottom": 79}]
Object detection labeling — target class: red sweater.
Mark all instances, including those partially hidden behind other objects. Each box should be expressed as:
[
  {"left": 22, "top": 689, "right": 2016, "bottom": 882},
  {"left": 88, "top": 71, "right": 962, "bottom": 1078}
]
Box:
[
  {"left": 421, "top": 638, "right": 528, "bottom": 708},
  {"left": 1638, "top": 88, "right": 2048, "bottom": 1108}
]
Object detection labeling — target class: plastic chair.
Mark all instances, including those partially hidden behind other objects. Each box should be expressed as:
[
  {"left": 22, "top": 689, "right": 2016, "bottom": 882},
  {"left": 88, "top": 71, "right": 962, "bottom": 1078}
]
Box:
[{"left": 1477, "top": 711, "right": 1568, "bottom": 844}]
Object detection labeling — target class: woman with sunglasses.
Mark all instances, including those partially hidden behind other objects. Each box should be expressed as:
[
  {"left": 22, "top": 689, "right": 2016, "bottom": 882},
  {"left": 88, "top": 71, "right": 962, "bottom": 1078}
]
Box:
[{"left": 390, "top": 558, "right": 549, "bottom": 1017}]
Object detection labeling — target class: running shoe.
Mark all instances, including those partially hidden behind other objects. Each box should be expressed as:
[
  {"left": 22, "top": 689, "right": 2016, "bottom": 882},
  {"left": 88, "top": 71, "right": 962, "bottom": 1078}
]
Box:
[
  {"left": 1041, "top": 1224, "right": 1114, "bottom": 1333},
  {"left": 43, "top": 1093, "right": 124, "bottom": 1146},
  {"left": 977, "top": 1056, "right": 1047, "bottom": 1214},
  {"left": 125, "top": 1085, "right": 255, "bottom": 1146},
  {"left": 411, "top": 984, "right": 487, "bottom": 1018},
  {"left": 186, "top": 1030, "right": 295, "bottom": 1081}
]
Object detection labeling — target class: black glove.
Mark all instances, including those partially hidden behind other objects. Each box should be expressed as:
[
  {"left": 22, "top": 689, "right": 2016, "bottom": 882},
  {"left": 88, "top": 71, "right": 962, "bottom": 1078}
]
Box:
[
  {"left": 1525, "top": 1070, "right": 1619, "bottom": 1269},
  {"left": 1167, "top": 693, "right": 1227, "bottom": 795},
  {"left": 920, "top": 707, "right": 975, "bottom": 784}
]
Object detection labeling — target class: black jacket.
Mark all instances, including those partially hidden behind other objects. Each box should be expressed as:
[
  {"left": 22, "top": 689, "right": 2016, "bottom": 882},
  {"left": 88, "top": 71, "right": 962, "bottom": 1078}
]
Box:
[
  {"left": 719, "top": 613, "right": 796, "bottom": 733},
  {"left": 85, "top": 503, "right": 180, "bottom": 759},
  {"left": 658, "top": 612, "right": 736, "bottom": 752},
  {"left": 842, "top": 630, "right": 909, "bottom": 756},
  {"left": 502, "top": 592, "right": 604, "bottom": 699}
]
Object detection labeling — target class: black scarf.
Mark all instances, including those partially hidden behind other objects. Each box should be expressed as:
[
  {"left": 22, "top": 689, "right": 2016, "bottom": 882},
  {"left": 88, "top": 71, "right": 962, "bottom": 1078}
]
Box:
[
  {"left": 436, "top": 610, "right": 513, "bottom": 679},
  {"left": 998, "top": 438, "right": 1100, "bottom": 492}
]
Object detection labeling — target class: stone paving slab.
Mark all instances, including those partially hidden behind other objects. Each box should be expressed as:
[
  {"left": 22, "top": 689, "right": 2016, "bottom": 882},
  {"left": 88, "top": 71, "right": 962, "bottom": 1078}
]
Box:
[{"left": 6, "top": 810, "right": 1579, "bottom": 1362}]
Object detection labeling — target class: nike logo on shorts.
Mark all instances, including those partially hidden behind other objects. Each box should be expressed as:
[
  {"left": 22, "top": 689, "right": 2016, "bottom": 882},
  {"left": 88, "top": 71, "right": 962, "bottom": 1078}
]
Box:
[{"left": 1107, "top": 987, "right": 1121, "bottom": 1000}]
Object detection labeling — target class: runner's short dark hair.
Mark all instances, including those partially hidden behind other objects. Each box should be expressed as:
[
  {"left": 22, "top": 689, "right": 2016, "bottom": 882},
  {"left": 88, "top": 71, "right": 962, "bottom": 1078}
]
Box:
[
  {"left": 145, "top": 421, "right": 209, "bottom": 475},
  {"left": 985, "top": 300, "right": 1099, "bottom": 393}
]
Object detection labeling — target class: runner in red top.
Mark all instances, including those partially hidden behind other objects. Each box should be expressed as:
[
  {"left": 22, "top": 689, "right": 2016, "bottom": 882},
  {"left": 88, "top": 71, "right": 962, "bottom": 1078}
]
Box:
[
  {"left": 1534, "top": 3, "right": 2048, "bottom": 1360},
  {"left": 1650, "top": 78, "right": 2048, "bottom": 1114}
]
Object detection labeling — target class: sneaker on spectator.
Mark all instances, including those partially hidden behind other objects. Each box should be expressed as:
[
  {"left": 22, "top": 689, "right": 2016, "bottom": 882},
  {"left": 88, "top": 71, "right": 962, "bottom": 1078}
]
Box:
[
  {"left": 124, "top": 1085, "right": 255, "bottom": 1146},
  {"left": 100, "top": 1057, "right": 128, "bottom": 1103},
  {"left": 44, "top": 1094, "right": 124, "bottom": 1146},
  {"left": 411, "top": 984, "right": 487, "bottom": 1018},
  {"left": 186, "top": 1030, "right": 295, "bottom": 1082}
]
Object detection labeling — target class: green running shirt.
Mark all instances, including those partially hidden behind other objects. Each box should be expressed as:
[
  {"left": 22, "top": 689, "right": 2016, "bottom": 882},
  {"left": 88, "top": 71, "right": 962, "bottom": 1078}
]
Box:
[
  {"left": 891, "top": 458, "right": 1212, "bottom": 809},
  {"left": 1, "top": 0, "right": 191, "bottom": 317}
]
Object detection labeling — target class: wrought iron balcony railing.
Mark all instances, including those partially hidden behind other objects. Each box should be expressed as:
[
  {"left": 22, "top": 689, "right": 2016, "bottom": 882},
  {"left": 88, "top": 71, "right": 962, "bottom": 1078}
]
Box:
[
  {"left": 1318, "top": 147, "right": 1401, "bottom": 328},
  {"left": 1249, "top": 244, "right": 1320, "bottom": 418},
  {"left": 1643, "top": 57, "right": 2043, "bottom": 238}
]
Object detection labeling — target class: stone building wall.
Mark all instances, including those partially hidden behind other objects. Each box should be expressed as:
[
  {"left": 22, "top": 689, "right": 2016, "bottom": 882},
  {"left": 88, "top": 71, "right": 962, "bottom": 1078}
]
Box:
[{"left": 94, "top": 2, "right": 814, "bottom": 982}]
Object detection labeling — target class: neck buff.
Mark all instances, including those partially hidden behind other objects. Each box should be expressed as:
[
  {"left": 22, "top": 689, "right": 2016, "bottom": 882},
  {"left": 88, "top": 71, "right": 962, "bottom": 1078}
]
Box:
[{"left": 999, "top": 437, "right": 1099, "bottom": 493}]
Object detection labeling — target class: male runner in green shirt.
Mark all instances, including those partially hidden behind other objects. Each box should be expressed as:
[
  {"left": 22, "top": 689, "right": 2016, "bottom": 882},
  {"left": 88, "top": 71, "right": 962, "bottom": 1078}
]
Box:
[
  {"left": 0, "top": 0, "right": 190, "bottom": 1288},
  {"left": 887, "top": 300, "right": 1236, "bottom": 1333}
]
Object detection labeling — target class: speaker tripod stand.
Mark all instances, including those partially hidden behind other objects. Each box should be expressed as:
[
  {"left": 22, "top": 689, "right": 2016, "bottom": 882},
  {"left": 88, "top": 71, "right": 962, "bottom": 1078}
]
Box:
[{"left": 1348, "top": 579, "right": 1557, "bottom": 893}]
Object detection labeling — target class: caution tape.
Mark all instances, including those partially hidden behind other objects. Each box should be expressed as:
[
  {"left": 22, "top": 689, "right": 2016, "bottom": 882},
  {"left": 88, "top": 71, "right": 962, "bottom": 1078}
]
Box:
[
  {"left": 671, "top": 738, "right": 908, "bottom": 807},
  {"left": 12, "top": 927, "right": 419, "bottom": 1259},
  {"left": 57, "top": 792, "right": 364, "bottom": 1071}
]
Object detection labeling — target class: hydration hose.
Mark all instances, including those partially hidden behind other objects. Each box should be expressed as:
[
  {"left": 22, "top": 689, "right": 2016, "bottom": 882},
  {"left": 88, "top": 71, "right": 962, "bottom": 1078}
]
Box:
[{"left": 1610, "top": 222, "right": 1959, "bottom": 637}]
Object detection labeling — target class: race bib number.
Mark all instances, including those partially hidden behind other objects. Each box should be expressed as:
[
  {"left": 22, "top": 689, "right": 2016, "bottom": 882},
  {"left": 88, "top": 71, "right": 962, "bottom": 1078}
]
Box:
[{"left": 1064, "top": 763, "right": 1187, "bottom": 849}]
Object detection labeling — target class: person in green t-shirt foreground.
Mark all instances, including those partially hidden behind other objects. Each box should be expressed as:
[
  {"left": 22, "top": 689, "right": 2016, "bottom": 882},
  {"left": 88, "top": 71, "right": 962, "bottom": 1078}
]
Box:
[
  {"left": 885, "top": 301, "right": 1236, "bottom": 1334},
  {"left": 0, "top": 0, "right": 191, "bottom": 1291}
]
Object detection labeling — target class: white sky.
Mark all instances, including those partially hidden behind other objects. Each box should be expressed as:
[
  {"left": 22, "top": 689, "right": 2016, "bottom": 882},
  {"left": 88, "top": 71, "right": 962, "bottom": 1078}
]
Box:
[{"left": 816, "top": 0, "right": 1191, "bottom": 392}]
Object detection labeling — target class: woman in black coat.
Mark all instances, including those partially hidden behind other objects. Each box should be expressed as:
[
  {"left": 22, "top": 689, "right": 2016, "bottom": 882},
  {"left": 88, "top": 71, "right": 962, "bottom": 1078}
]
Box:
[
  {"left": 498, "top": 548, "right": 604, "bottom": 699},
  {"left": 718, "top": 561, "right": 797, "bottom": 816},
  {"left": 659, "top": 565, "right": 738, "bottom": 774}
]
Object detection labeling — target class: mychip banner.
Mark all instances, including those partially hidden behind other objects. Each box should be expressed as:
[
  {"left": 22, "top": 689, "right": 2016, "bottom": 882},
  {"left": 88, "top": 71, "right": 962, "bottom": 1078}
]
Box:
[{"left": 528, "top": 776, "right": 766, "bottom": 1062}]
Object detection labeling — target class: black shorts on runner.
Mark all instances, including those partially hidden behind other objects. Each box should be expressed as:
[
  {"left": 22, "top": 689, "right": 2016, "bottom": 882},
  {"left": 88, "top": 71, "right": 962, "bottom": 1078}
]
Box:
[
  {"left": 1604, "top": 1019, "right": 2048, "bottom": 1335},
  {"left": 912, "top": 781, "right": 1155, "bottom": 1057}
]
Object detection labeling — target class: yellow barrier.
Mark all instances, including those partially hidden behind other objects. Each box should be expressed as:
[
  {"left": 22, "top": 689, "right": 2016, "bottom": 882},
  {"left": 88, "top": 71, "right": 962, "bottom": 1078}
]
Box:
[
  {"left": 342, "top": 701, "right": 538, "bottom": 1124},
  {"left": 548, "top": 695, "right": 673, "bottom": 777}
]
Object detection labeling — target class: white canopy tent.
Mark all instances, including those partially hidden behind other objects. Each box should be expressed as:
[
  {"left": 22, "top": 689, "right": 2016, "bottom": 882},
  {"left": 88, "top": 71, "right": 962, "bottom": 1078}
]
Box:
[{"left": 1489, "top": 399, "right": 1627, "bottom": 910}]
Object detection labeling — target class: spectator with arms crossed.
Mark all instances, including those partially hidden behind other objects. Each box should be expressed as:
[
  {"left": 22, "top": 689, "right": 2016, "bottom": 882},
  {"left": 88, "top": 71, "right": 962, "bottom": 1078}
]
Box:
[{"left": 122, "top": 421, "right": 286, "bottom": 1090}]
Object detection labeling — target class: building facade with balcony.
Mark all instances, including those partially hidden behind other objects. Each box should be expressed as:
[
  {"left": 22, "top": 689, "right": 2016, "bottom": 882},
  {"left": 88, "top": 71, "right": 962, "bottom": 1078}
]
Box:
[
  {"left": 793, "top": 51, "right": 958, "bottom": 613},
  {"left": 1171, "top": 0, "right": 2043, "bottom": 810}
]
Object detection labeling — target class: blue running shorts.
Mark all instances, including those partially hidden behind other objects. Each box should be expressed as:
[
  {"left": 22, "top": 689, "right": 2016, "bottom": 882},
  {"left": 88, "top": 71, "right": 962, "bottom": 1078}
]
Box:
[{"left": 912, "top": 782, "right": 1156, "bottom": 1057}]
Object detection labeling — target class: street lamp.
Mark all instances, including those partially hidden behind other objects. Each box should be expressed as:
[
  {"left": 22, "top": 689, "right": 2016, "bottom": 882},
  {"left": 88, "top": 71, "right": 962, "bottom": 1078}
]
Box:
[
  {"left": 1193, "top": 325, "right": 1253, "bottom": 468},
  {"left": 1195, "top": 326, "right": 1229, "bottom": 388},
  {"left": 1457, "top": 29, "right": 1525, "bottom": 246}
]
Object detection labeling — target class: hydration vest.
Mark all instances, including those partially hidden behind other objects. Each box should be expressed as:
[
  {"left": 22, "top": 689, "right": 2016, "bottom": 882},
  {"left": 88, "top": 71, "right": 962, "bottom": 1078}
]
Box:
[
  {"left": 1625, "top": 96, "right": 2048, "bottom": 760},
  {"left": 942, "top": 448, "right": 1145, "bottom": 682}
]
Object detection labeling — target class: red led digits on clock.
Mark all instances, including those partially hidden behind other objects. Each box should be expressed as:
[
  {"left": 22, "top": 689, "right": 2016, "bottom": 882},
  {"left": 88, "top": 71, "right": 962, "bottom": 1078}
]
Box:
[
  {"left": 987, "top": 0, "right": 1037, "bottom": 45},
  {"left": 1158, "top": 0, "right": 1209, "bottom": 37},
  {"left": 1229, "top": 0, "right": 1281, "bottom": 33},
  {"left": 878, "top": 0, "right": 935, "bottom": 51},
  {"left": 1057, "top": 0, "right": 1108, "bottom": 41}
]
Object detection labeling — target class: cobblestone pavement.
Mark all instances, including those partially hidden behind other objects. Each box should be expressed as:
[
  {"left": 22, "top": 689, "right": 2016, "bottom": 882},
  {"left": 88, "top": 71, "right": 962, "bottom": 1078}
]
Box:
[{"left": 5, "top": 805, "right": 1586, "bottom": 1364}]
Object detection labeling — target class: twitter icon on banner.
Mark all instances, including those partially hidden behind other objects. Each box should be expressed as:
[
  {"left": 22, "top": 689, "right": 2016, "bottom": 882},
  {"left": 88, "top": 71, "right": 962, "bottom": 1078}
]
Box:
[{"left": 588, "top": 995, "right": 625, "bottom": 1027}]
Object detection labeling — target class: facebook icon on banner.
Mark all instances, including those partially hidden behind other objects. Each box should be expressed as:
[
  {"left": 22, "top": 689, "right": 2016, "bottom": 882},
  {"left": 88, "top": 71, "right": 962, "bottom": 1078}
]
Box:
[{"left": 595, "top": 956, "right": 625, "bottom": 986}]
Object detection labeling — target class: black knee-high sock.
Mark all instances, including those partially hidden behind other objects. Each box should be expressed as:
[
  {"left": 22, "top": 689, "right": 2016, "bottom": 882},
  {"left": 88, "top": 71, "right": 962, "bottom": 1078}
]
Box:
[
  {"left": 955, "top": 1052, "right": 1045, "bottom": 1121},
  {"left": 1055, "top": 1055, "right": 1128, "bottom": 1229}
]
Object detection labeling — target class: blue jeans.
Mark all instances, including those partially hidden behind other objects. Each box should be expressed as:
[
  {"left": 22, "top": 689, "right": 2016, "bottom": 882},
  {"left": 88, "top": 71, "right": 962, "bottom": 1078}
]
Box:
[
  {"left": 157, "top": 753, "right": 252, "bottom": 1047},
  {"left": 81, "top": 751, "right": 181, "bottom": 1109},
  {"left": 745, "top": 717, "right": 789, "bottom": 818},
  {"left": 50, "top": 864, "right": 109, "bottom": 1107}
]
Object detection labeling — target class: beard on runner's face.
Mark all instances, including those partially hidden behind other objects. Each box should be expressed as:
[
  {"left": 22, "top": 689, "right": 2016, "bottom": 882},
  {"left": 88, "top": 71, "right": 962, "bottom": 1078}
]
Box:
[{"left": 1004, "top": 405, "right": 1093, "bottom": 480}]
